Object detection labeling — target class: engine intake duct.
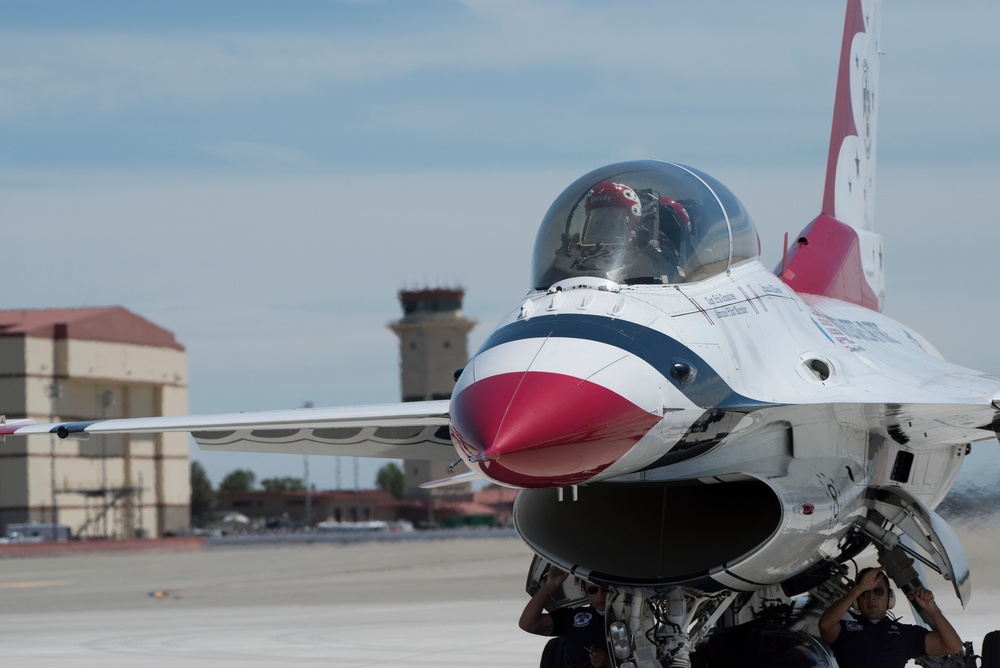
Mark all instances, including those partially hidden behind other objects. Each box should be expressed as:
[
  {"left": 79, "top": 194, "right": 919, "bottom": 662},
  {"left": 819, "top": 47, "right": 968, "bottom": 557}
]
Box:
[{"left": 514, "top": 479, "right": 780, "bottom": 586}]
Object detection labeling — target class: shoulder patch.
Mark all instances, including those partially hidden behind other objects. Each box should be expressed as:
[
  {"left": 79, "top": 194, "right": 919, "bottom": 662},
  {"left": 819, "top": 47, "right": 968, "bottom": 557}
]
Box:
[
  {"left": 573, "top": 611, "right": 593, "bottom": 628},
  {"left": 845, "top": 621, "right": 864, "bottom": 631}
]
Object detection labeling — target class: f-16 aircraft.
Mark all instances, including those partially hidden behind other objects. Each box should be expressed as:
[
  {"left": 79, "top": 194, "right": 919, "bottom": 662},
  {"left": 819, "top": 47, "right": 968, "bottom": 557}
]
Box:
[{"left": 3, "top": 0, "right": 997, "bottom": 666}]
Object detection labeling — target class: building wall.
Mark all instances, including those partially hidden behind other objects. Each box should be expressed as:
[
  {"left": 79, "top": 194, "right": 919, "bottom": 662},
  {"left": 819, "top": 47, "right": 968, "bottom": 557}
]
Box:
[
  {"left": 0, "top": 327, "right": 189, "bottom": 539},
  {"left": 391, "top": 319, "right": 474, "bottom": 402}
]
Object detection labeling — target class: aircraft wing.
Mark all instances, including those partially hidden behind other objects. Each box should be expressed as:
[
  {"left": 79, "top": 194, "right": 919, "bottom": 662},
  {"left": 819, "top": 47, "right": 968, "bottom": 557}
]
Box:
[{"left": 0, "top": 401, "right": 457, "bottom": 461}]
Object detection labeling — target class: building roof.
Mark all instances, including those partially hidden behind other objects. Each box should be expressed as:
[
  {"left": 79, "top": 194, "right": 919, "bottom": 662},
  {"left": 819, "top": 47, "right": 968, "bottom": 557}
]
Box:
[
  {"left": 397, "top": 287, "right": 465, "bottom": 316},
  {"left": 0, "top": 306, "right": 184, "bottom": 351},
  {"left": 473, "top": 487, "right": 519, "bottom": 506},
  {"left": 436, "top": 500, "right": 500, "bottom": 516},
  {"left": 217, "top": 489, "right": 394, "bottom": 502}
]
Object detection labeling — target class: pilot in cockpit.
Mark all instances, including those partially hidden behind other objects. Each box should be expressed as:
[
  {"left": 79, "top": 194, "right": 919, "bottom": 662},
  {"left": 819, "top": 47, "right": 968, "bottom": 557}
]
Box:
[
  {"left": 571, "top": 180, "right": 699, "bottom": 285},
  {"left": 657, "top": 197, "right": 690, "bottom": 252},
  {"left": 581, "top": 181, "right": 643, "bottom": 248},
  {"left": 537, "top": 162, "right": 756, "bottom": 289},
  {"left": 656, "top": 196, "right": 692, "bottom": 278}
]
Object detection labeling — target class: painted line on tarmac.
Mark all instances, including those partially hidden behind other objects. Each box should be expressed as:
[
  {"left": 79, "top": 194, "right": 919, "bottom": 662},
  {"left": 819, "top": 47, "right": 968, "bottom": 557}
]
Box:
[{"left": 0, "top": 580, "right": 71, "bottom": 589}]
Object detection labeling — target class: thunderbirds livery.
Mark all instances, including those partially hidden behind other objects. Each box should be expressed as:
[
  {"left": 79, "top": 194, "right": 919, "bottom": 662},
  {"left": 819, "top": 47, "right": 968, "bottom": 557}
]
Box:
[{"left": 4, "top": 1, "right": 997, "bottom": 665}]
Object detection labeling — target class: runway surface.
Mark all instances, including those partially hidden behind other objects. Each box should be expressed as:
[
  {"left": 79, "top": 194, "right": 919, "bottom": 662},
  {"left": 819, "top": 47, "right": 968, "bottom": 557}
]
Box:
[
  {"left": 0, "top": 534, "right": 549, "bottom": 666},
  {"left": 0, "top": 526, "right": 996, "bottom": 666}
]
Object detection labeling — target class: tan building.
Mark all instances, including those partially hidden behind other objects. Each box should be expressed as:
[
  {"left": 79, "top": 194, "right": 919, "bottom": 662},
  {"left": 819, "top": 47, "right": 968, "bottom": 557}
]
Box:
[
  {"left": 388, "top": 288, "right": 475, "bottom": 498},
  {"left": 0, "top": 307, "right": 190, "bottom": 538}
]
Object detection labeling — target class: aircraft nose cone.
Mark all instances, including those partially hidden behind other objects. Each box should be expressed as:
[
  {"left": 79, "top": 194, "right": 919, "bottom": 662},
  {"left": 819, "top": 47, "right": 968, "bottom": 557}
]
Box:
[{"left": 450, "top": 370, "right": 660, "bottom": 488}]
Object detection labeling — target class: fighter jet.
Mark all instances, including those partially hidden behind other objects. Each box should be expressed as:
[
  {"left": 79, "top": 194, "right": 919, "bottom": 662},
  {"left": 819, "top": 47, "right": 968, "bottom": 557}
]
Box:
[{"left": 3, "top": 0, "right": 997, "bottom": 665}]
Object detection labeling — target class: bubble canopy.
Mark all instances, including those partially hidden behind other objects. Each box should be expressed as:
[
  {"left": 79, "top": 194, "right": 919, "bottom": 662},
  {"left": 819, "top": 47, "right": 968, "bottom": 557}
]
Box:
[{"left": 532, "top": 161, "right": 760, "bottom": 290}]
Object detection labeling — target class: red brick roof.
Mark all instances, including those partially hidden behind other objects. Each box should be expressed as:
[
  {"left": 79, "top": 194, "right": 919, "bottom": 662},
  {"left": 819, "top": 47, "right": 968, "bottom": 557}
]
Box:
[
  {"left": 216, "top": 489, "right": 395, "bottom": 504},
  {"left": 436, "top": 500, "right": 499, "bottom": 516},
  {"left": 0, "top": 306, "right": 183, "bottom": 351},
  {"left": 474, "top": 487, "right": 519, "bottom": 505}
]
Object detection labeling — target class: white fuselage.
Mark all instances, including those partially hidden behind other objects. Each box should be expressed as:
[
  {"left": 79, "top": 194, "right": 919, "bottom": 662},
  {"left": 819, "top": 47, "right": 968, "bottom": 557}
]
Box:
[{"left": 451, "top": 257, "right": 999, "bottom": 590}]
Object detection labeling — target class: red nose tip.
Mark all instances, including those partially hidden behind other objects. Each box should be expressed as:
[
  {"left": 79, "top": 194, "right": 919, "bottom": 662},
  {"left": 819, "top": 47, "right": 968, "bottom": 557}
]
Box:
[{"left": 450, "top": 371, "right": 660, "bottom": 488}]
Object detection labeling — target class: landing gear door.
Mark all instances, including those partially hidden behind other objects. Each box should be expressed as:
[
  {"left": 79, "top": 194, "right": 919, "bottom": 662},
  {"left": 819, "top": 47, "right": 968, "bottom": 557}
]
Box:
[
  {"left": 870, "top": 487, "right": 971, "bottom": 607},
  {"left": 526, "top": 554, "right": 588, "bottom": 612}
]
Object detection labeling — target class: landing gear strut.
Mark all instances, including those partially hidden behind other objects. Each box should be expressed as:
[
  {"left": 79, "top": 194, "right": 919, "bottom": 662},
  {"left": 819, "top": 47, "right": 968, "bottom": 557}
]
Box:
[{"left": 606, "top": 586, "right": 738, "bottom": 667}]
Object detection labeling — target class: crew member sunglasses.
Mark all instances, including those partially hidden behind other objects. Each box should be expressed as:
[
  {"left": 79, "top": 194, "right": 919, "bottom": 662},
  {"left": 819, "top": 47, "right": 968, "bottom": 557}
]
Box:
[
  {"left": 859, "top": 587, "right": 886, "bottom": 599},
  {"left": 586, "top": 586, "right": 604, "bottom": 595}
]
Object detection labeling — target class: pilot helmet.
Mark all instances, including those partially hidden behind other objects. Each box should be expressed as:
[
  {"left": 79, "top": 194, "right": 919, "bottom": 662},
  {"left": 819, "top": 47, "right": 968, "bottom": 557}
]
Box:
[
  {"left": 584, "top": 181, "right": 642, "bottom": 243},
  {"left": 659, "top": 196, "right": 691, "bottom": 229}
]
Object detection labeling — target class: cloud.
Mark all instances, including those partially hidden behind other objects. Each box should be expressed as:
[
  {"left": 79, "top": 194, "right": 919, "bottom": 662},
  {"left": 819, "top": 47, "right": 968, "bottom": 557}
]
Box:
[
  {"left": 197, "top": 141, "right": 321, "bottom": 170},
  {"left": 0, "top": 31, "right": 449, "bottom": 119},
  {"left": 2, "top": 0, "right": 998, "bottom": 490}
]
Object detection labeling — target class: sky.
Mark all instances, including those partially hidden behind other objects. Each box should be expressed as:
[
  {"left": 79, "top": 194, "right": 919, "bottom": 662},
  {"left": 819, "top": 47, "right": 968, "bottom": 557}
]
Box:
[{"left": 2, "top": 1, "right": 999, "bottom": 491}]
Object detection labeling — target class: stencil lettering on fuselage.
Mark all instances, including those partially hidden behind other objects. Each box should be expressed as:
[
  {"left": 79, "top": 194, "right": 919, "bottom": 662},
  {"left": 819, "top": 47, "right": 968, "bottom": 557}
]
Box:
[
  {"left": 810, "top": 309, "right": 899, "bottom": 352},
  {"left": 689, "top": 282, "right": 790, "bottom": 323}
]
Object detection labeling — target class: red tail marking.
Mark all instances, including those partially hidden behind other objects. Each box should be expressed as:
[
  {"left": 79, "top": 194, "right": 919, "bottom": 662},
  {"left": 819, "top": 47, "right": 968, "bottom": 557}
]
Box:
[
  {"left": 823, "top": 0, "right": 868, "bottom": 217},
  {"left": 779, "top": 214, "right": 878, "bottom": 310}
]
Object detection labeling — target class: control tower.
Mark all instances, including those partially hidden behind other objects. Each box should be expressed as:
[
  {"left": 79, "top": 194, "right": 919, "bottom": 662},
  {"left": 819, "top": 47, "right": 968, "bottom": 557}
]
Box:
[{"left": 389, "top": 288, "right": 475, "bottom": 497}]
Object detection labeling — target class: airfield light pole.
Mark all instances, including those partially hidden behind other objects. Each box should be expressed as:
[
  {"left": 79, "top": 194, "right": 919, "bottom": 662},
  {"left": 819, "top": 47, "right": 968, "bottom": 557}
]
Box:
[
  {"left": 99, "top": 390, "right": 114, "bottom": 538},
  {"left": 137, "top": 470, "right": 144, "bottom": 538},
  {"left": 304, "top": 455, "right": 311, "bottom": 526},
  {"left": 47, "top": 379, "right": 63, "bottom": 533},
  {"left": 303, "top": 401, "right": 313, "bottom": 527},
  {"left": 353, "top": 458, "right": 360, "bottom": 522}
]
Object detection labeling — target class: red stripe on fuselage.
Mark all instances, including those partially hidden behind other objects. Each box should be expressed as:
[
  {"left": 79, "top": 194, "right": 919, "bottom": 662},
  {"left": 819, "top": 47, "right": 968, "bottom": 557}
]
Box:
[{"left": 450, "top": 371, "right": 660, "bottom": 488}]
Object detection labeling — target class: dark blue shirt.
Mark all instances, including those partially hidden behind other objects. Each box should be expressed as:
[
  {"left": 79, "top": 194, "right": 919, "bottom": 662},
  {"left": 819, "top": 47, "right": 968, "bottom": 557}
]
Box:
[
  {"left": 550, "top": 606, "right": 607, "bottom": 667},
  {"left": 830, "top": 617, "right": 929, "bottom": 668}
]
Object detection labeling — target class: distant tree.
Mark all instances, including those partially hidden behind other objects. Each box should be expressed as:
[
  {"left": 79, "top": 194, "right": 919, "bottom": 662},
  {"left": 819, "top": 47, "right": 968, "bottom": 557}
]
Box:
[
  {"left": 190, "top": 461, "right": 216, "bottom": 527},
  {"left": 260, "top": 476, "right": 306, "bottom": 492},
  {"left": 376, "top": 462, "right": 405, "bottom": 499},
  {"left": 219, "top": 468, "right": 257, "bottom": 493}
]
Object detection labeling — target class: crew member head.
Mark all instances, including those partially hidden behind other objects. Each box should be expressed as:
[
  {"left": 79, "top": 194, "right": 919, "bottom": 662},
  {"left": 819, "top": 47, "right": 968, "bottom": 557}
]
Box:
[
  {"left": 582, "top": 580, "right": 608, "bottom": 611},
  {"left": 658, "top": 196, "right": 691, "bottom": 250},
  {"left": 659, "top": 196, "right": 691, "bottom": 229},
  {"left": 583, "top": 181, "right": 642, "bottom": 246},
  {"left": 855, "top": 567, "right": 893, "bottom": 621}
]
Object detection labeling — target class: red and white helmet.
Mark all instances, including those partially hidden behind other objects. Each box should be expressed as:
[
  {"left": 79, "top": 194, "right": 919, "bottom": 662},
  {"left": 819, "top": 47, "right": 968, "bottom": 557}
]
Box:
[
  {"left": 659, "top": 197, "right": 691, "bottom": 228},
  {"left": 585, "top": 181, "right": 642, "bottom": 225}
]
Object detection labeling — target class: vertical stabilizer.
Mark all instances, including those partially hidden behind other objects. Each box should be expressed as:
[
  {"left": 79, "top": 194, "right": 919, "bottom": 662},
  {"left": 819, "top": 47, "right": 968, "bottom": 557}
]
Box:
[{"left": 779, "top": 0, "right": 884, "bottom": 311}]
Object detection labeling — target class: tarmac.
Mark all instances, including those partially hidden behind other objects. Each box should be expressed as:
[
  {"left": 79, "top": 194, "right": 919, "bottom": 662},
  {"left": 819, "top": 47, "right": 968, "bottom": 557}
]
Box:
[
  {"left": 0, "top": 526, "right": 997, "bottom": 667},
  {"left": 0, "top": 532, "right": 549, "bottom": 667}
]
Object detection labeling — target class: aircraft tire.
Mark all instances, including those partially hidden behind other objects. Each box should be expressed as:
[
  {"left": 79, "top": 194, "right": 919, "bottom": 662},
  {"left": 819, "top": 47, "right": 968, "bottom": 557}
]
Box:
[{"left": 982, "top": 630, "right": 1000, "bottom": 668}]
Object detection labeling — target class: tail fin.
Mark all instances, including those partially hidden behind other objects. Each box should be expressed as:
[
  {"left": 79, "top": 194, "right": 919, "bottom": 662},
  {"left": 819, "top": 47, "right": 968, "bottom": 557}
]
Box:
[{"left": 778, "top": 0, "right": 884, "bottom": 311}]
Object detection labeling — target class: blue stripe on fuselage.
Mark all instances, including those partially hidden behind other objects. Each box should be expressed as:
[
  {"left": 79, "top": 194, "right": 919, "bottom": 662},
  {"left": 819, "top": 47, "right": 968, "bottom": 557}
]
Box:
[{"left": 478, "top": 313, "right": 773, "bottom": 411}]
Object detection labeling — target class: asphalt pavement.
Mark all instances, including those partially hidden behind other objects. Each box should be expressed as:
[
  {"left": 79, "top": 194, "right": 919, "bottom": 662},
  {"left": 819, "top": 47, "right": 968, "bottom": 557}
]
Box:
[
  {"left": 0, "top": 534, "right": 549, "bottom": 667},
  {"left": 1, "top": 526, "right": 997, "bottom": 667}
]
